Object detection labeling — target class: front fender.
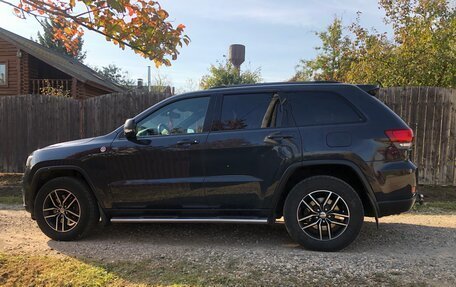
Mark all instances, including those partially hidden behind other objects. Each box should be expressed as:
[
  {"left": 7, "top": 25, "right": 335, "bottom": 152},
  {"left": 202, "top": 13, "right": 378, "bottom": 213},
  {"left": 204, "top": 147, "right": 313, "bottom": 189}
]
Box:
[{"left": 25, "top": 165, "right": 107, "bottom": 218}]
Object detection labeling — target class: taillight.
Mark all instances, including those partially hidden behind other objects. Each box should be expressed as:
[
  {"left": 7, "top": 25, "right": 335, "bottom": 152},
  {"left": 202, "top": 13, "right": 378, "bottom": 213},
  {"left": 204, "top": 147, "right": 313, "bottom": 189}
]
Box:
[{"left": 385, "top": 129, "right": 414, "bottom": 147}]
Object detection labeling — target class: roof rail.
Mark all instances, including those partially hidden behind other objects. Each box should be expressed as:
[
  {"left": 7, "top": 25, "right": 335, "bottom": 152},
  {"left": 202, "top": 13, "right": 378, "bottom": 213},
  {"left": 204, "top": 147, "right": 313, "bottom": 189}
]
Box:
[{"left": 208, "top": 81, "right": 341, "bottom": 89}]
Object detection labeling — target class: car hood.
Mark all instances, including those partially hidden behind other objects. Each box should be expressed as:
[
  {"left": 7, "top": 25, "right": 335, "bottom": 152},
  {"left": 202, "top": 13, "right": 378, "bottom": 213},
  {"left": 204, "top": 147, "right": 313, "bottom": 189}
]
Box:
[{"left": 44, "top": 137, "right": 96, "bottom": 149}]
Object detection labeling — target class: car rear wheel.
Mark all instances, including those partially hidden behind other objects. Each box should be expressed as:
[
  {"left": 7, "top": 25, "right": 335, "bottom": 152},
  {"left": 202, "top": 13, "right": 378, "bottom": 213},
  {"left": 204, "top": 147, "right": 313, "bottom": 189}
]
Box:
[
  {"left": 34, "top": 177, "right": 99, "bottom": 241},
  {"left": 284, "top": 176, "right": 364, "bottom": 251}
]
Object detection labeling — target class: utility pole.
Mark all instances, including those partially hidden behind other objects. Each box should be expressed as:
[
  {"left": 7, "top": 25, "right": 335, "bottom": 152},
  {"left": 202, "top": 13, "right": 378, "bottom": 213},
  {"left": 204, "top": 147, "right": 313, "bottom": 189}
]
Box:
[{"left": 147, "top": 66, "right": 151, "bottom": 92}]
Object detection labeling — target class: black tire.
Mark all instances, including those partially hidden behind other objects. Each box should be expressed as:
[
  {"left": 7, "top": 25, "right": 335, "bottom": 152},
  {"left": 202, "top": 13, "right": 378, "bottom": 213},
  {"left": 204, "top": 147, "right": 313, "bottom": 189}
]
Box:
[
  {"left": 34, "top": 177, "right": 99, "bottom": 241},
  {"left": 284, "top": 176, "right": 364, "bottom": 251}
]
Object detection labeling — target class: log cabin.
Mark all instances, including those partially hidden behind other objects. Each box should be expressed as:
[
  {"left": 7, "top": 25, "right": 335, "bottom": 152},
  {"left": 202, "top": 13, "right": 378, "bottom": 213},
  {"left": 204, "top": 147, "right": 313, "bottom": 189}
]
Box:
[{"left": 0, "top": 27, "right": 123, "bottom": 98}]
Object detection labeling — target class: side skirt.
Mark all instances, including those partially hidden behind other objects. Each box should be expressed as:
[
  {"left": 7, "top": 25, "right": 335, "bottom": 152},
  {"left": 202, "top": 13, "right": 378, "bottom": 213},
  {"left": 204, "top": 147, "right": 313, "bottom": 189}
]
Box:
[{"left": 110, "top": 217, "right": 269, "bottom": 224}]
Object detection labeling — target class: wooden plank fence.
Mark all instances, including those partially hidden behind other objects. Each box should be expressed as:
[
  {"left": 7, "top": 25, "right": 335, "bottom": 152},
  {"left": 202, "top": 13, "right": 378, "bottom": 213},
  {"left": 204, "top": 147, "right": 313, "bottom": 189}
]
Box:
[
  {"left": 0, "top": 87, "right": 455, "bottom": 186},
  {"left": 0, "top": 90, "right": 169, "bottom": 173},
  {"left": 378, "top": 87, "right": 456, "bottom": 186}
]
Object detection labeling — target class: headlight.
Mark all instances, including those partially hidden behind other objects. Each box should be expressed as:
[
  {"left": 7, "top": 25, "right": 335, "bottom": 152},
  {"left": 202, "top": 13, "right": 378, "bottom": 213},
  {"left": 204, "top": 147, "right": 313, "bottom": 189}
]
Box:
[{"left": 26, "top": 155, "right": 33, "bottom": 167}]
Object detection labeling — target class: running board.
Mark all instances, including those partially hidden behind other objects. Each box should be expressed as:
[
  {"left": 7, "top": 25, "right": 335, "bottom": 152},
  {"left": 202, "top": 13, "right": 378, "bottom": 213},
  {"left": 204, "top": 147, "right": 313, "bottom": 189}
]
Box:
[{"left": 110, "top": 218, "right": 268, "bottom": 224}]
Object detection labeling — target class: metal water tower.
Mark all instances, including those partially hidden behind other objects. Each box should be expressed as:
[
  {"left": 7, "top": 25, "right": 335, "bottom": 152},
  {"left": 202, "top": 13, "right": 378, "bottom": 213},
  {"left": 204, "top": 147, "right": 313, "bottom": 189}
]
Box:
[{"left": 228, "top": 44, "right": 245, "bottom": 70}]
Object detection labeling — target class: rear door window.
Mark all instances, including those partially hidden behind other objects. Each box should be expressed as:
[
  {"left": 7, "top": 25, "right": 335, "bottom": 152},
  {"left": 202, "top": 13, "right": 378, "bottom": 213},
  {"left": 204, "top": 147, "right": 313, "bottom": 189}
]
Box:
[
  {"left": 286, "top": 91, "right": 363, "bottom": 126},
  {"left": 213, "top": 93, "right": 281, "bottom": 131}
]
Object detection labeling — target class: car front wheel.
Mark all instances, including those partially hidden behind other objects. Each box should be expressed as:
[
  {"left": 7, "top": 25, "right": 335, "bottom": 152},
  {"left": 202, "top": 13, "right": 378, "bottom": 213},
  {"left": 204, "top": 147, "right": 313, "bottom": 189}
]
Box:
[{"left": 34, "top": 177, "right": 99, "bottom": 241}]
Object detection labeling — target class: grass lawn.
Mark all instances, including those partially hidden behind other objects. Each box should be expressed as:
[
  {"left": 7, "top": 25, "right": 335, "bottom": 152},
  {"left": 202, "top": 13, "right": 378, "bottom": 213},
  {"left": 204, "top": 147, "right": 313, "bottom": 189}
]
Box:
[
  {"left": 0, "top": 253, "right": 123, "bottom": 287},
  {"left": 0, "top": 174, "right": 22, "bottom": 205},
  {"left": 0, "top": 253, "right": 289, "bottom": 287},
  {"left": 412, "top": 200, "right": 456, "bottom": 213},
  {"left": 0, "top": 252, "right": 409, "bottom": 287},
  {"left": 0, "top": 195, "right": 22, "bottom": 205},
  {"left": 0, "top": 173, "right": 22, "bottom": 186}
]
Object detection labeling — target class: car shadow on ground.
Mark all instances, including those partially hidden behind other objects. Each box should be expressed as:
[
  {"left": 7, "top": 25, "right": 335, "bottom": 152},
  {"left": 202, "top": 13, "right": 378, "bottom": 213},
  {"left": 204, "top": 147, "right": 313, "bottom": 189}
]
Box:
[
  {"left": 47, "top": 219, "right": 456, "bottom": 260},
  {"left": 42, "top": 219, "right": 456, "bottom": 286}
]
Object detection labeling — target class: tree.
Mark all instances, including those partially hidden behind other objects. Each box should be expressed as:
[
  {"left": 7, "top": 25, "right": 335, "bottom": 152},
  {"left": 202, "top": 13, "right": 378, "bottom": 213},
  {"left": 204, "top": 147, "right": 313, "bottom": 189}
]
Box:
[
  {"left": 346, "top": 0, "right": 455, "bottom": 87},
  {"left": 200, "top": 60, "right": 262, "bottom": 89},
  {"left": 293, "top": 18, "right": 352, "bottom": 82},
  {"left": 93, "top": 64, "right": 134, "bottom": 88},
  {"left": 293, "top": 0, "right": 456, "bottom": 87},
  {"left": 0, "top": 0, "right": 189, "bottom": 67},
  {"left": 149, "top": 71, "right": 173, "bottom": 93},
  {"left": 36, "top": 18, "right": 86, "bottom": 62},
  {"left": 176, "top": 78, "right": 198, "bottom": 94}
]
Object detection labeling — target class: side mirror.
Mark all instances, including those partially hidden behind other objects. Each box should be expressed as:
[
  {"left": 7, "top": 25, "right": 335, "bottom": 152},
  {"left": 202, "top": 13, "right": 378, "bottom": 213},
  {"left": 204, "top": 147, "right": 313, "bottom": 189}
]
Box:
[{"left": 124, "top": 118, "right": 136, "bottom": 139}]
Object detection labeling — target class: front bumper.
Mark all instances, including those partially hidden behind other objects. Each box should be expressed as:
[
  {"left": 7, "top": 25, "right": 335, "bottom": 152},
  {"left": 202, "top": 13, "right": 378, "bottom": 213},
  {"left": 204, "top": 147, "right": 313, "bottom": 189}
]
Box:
[{"left": 22, "top": 166, "right": 33, "bottom": 215}]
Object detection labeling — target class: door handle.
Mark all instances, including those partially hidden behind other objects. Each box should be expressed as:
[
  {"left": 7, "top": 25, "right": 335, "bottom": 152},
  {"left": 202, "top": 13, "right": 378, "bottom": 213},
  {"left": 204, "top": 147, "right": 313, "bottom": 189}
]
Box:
[
  {"left": 176, "top": 139, "right": 200, "bottom": 146},
  {"left": 266, "top": 134, "right": 293, "bottom": 140}
]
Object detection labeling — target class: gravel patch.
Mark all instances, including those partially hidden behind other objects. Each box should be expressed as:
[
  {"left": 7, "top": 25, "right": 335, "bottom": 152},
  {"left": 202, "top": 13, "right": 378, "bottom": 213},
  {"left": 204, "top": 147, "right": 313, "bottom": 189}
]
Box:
[{"left": 1, "top": 206, "right": 455, "bottom": 286}]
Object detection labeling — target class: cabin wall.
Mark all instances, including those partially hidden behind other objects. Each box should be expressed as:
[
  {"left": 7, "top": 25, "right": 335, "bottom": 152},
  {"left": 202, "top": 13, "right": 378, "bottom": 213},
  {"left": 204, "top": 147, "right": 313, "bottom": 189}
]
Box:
[
  {"left": 19, "top": 52, "right": 30, "bottom": 94},
  {"left": 77, "top": 81, "right": 112, "bottom": 99},
  {"left": 0, "top": 37, "right": 19, "bottom": 96},
  {"left": 0, "top": 35, "right": 114, "bottom": 98}
]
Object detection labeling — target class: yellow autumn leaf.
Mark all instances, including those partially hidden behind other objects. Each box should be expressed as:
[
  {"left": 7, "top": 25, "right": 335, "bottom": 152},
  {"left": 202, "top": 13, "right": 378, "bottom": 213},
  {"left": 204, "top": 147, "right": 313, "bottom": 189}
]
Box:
[{"left": 9, "top": 0, "right": 189, "bottom": 66}]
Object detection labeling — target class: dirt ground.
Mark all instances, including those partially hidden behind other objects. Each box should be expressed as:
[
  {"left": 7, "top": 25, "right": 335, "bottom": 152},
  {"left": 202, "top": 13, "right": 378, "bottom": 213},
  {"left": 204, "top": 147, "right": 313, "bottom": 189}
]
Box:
[
  {"left": 1, "top": 204, "right": 455, "bottom": 286},
  {"left": 1, "top": 173, "right": 455, "bottom": 286}
]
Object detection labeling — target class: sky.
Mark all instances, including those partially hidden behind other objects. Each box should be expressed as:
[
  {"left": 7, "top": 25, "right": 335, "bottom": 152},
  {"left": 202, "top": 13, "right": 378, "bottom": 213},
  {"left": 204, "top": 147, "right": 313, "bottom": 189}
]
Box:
[{"left": 0, "top": 0, "right": 391, "bottom": 91}]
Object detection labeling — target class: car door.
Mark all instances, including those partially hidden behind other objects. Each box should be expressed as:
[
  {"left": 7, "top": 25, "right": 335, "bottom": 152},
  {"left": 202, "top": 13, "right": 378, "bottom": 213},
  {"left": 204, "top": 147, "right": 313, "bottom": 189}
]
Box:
[
  {"left": 107, "top": 95, "right": 214, "bottom": 210},
  {"left": 204, "top": 92, "right": 302, "bottom": 214}
]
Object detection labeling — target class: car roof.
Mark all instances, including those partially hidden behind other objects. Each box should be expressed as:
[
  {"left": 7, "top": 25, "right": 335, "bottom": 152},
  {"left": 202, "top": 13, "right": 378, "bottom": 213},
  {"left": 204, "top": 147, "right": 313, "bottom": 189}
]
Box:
[
  {"left": 208, "top": 81, "right": 341, "bottom": 90},
  {"left": 173, "top": 81, "right": 378, "bottom": 99}
]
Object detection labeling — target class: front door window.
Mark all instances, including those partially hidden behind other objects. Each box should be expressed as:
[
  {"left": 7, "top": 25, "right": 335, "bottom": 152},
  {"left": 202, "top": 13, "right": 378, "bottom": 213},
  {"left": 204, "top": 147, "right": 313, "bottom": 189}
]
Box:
[{"left": 136, "top": 97, "right": 210, "bottom": 137}]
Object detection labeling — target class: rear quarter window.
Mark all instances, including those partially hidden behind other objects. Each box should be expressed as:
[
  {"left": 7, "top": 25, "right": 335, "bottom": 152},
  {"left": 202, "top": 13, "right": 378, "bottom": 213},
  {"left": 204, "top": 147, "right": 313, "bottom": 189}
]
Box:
[{"left": 286, "top": 91, "right": 363, "bottom": 126}]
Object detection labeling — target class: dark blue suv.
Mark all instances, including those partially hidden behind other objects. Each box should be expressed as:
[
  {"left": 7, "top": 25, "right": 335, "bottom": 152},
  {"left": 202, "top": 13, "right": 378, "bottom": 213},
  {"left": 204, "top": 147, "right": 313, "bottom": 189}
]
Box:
[{"left": 22, "top": 82, "right": 418, "bottom": 251}]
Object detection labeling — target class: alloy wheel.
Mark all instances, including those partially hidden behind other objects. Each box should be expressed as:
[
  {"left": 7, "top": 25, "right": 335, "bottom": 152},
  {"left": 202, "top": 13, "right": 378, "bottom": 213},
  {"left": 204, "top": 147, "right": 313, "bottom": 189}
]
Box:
[
  {"left": 42, "top": 189, "right": 81, "bottom": 233},
  {"left": 296, "top": 190, "right": 350, "bottom": 241}
]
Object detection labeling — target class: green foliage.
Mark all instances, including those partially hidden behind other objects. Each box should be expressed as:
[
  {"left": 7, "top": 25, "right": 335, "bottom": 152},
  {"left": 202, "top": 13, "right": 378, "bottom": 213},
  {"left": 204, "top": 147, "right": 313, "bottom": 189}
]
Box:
[
  {"left": 93, "top": 64, "right": 135, "bottom": 88},
  {"left": 200, "top": 60, "right": 262, "bottom": 89},
  {"left": 36, "top": 19, "right": 86, "bottom": 62},
  {"left": 39, "top": 80, "right": 71, "bottom": 97},
  {"left": 293, "top": 0, "right": 456, "bottom": 88},
  {"left": 292, "top": 18, "right": 352, "bottom": 82}
]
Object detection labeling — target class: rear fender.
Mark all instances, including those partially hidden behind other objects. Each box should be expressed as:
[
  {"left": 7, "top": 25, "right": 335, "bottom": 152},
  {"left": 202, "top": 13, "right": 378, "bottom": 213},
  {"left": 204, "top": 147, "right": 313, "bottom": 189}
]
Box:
[{"left": 271, "top": 160, "right": 379, "bottom": 223}]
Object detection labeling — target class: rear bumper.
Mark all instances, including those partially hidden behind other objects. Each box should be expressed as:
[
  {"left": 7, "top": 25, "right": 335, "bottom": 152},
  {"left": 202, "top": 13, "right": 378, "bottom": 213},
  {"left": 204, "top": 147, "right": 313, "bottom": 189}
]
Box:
[
  {"left": 377, "top": 193, "right": 417, "bottom": 217},
  {"left": 368, "top": 159, "right": 418, "bottom": 217}
]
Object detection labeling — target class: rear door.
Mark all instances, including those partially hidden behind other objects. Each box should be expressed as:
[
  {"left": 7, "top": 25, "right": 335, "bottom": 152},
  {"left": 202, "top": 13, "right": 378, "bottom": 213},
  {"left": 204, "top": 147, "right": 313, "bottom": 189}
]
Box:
[{"left": 204, "top": 92, "right": 302, "bottom": 214}]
